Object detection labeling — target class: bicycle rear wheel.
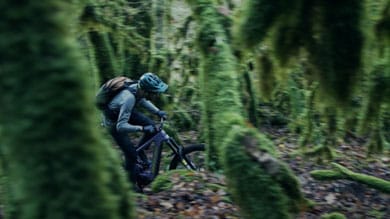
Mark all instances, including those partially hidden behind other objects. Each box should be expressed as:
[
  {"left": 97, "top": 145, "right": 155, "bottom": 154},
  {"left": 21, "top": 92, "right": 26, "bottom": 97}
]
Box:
[{"left": 169, "top": 144, "right": 205, "bottom": 170}]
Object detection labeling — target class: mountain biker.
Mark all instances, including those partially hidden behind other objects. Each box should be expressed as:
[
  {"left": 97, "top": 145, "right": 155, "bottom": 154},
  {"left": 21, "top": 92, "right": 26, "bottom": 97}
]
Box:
[{"left": 102, "top": 72, "right": 168, "bottom": 191}]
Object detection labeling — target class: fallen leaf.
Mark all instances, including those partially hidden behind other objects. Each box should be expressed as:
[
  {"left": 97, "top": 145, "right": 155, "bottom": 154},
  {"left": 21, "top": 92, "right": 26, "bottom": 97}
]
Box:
[
  {"left": 160, "top": 201, "right": 174, "bottom": 209},
  {"left": 325, "top": 193, "right": 336, "bottom": 204}
]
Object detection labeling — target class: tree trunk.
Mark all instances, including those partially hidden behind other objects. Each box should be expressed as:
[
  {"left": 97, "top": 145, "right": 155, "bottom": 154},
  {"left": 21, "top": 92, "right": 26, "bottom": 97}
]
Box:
[
  {"left": 0, "top": 1, "right": 134, "bottom": 218},
  {"left": 186, "top": 0, "right": 307, "bottom": 218}
]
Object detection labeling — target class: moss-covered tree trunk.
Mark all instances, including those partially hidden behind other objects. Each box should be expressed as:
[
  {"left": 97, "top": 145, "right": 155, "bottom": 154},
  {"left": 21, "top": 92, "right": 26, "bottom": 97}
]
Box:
[
  {"left": 123, "top": 0, "right": 153, "bottom": 77},
  {"left": 242, "top": 69, "right": 259, "bottom": 127},
  {"left": 0, "top": 1, "right": 134, "bottom": 218},
  {"left": 149, "top": 0, "right": 168, "bottom": 75},
  {"left": 186, "top": 0, "right": 243, "bottom": 170},
  {"left": 89, "top": 31, "right": 119, "bottom": 82},
  {"left": 80, "top": 5, "right": 119, "bottom": 83},
  {"left": 186, "top": 0, "right": 307, "bottom": 218}
]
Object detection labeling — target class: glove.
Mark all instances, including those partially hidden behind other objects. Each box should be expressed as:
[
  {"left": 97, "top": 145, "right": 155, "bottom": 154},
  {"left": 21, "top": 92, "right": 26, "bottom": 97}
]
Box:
[
  {"left": 156, "top": 110, "right": 167, "bottom": 120},
  {"left": 143, "top": 125, "right": 157, "bottom": 133}
]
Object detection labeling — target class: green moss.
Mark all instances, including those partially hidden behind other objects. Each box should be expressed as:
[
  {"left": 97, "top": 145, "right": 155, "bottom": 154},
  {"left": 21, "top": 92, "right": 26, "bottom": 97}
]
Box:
[
  {"left": 89, "top": 31, "right": 119, "bottom": 82},
  {"left": 272, "top": 162, "right": 309, "bottom": 213},
  {"left": 242, "top": 69, "right": 259, "bottom": 127},
  {"left": 206, "top": 182, "right": 225, "bottom": 192},
  {"left": 375, "top": 2, "right": 390, "bottom": 43},
  {"left": 310, "top": 163, "right": 390, "bottom": 193},
  {"left": 222, "top": 126, "right": 291, "bottom": 219},
  {"left": 311, "top": 170, "right": 342, "bottom": 180},
  {"left": 0, "top": 1, "right": 134, "bottom": 218},
  {"left": 233, "top": 0, "right": 291, "bottom": 49},
  {"left": 255, "top": 51, "right": 276, "bottom": 101},
  {"left": 320, "top": 212, "right": 347, "bottom": 219},
  {"left": 310, "top": 0, "right": 364, "bottom": 104},
  {"left": 187, "top": 0, "right": 243, "bottom": 170},
  {"left": 151, "top": 169, "right": 199, "bottom": 192},
  {"left": 151, "top": 175, "right": 174, "bottom": 192},
  {"left": 360, "top": 62, "right": 389, "bottom": 130},
  {"left": 170, "top": 107, "right": 195, "bottom": 131},
  {"left": 187, "top": 1, "right": 305, "bottom": 218}
]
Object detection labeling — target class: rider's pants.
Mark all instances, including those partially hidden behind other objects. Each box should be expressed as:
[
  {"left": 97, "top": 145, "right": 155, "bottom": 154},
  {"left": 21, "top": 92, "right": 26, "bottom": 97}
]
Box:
[{"left": 108, "top": 110, "right": 155, "bottom": 184}]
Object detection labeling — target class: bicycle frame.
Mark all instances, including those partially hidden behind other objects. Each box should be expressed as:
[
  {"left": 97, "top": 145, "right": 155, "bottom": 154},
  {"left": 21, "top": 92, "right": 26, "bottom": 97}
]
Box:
[{"left": 135, "top": 127, "right": 194, "bottom": 177}]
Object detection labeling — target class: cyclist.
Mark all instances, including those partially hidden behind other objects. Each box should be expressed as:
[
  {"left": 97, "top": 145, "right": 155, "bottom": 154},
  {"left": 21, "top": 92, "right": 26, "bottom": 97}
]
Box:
[{"left": 102, "top": 72, "right": 168, "bottom": 191}]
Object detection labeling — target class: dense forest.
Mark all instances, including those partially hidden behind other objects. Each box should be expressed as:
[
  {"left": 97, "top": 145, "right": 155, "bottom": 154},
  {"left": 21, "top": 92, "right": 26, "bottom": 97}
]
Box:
[{"left": 0, "top": 0, "right": 389, "bottom": 219}]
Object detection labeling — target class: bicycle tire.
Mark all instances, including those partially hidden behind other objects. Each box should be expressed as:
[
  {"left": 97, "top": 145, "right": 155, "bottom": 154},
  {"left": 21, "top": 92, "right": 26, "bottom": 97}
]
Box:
[{"left": 169, "top": 144, "right": 205, "bottom": 170}]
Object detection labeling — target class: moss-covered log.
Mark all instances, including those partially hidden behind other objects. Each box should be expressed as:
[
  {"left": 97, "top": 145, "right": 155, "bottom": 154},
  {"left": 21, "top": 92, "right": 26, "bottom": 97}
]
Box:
[
  {"left": 320, "top": 212, "right": 347, "bottom": 219},
  {"left": 223, "top": 126, "right": 309, "bottom": 218},
  {"left": 0, "top": 1, "right": 134, "bottom": 218},
  {"left": 311, "top": 163, "right": 390, "bottom": 193}
]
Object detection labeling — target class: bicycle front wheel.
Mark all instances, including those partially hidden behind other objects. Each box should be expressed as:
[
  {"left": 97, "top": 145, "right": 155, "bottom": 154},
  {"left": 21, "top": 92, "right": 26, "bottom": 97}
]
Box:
[{"left": 169, "top": 144, "right": 205, "bottom": 170}]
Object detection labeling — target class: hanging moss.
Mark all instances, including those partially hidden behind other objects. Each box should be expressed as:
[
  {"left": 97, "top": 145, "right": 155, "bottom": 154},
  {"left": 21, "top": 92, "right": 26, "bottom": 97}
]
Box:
[
  {"left": 309, "top": 0, "right": 364, "bottom": 104},
  {"left": 242, "top": 69, "right": 259, "bottom": 127},
  {"left": 233, "top": 0, "right": 291, "bottom": 49},
  {"left": 108, "top": 33, "right": 126, "bottom": 73},
  {"left": 0, "top": 1, "right": 135, "bottom": 218},
  {"left": 234, "top": 0, "right": 364, "bottom": 105},
  {"left": 375, "top": 2, "right": 390, "bottom": 45},
  {"left": 149, "top": 0, "right": 169, "bottom": 75},
  {"left": 80, "top": 0, "right": 153, "bottom": 81},
  {"left": 254, "top": 50, "right": 276, "bottom": 101},
  {"left": 272, "top": 0, "right": 308, "bottom": 65},
  {"left": 89, "top": 31, "right": 119, "bottom": 82}
]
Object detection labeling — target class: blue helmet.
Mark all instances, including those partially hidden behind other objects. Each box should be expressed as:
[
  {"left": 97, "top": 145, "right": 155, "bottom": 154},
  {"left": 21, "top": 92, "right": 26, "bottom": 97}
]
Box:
[{"left": 139, "top": 72, "right": 168, "bottom": 93}]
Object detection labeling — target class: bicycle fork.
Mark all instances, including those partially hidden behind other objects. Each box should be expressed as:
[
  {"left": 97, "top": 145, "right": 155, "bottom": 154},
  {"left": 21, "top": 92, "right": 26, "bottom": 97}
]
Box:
[{"left": 166, "top": 138, "right": 196, "bottom": 170}]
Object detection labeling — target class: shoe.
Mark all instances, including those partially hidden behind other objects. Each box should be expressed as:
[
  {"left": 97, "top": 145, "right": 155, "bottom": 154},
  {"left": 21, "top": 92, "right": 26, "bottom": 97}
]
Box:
[
  {"left": 141, "top": 160, "right": 152, "bottom": 170},
  {"left": 137, "top": 171, "right": 154, "bottom": 186},
  {"left": 134, "top": 183, "right": 144, "bottom": 193}
]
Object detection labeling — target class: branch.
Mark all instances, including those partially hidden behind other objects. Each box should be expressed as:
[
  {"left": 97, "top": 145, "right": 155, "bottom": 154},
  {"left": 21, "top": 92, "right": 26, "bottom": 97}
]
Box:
[{"left": 310, "top": 163, "right": 390, "bottom": 193}]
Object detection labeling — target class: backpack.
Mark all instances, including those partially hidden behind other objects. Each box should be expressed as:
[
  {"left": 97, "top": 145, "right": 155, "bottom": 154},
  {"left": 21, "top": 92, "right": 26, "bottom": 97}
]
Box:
[{"left": 95, "top": 76, "right": 137, "bottom": 110}]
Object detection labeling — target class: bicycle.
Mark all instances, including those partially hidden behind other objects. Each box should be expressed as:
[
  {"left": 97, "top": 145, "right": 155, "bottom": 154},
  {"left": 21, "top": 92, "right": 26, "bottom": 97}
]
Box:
[{"left": 135, "top": 118, "right": 205, "bottom": 191}]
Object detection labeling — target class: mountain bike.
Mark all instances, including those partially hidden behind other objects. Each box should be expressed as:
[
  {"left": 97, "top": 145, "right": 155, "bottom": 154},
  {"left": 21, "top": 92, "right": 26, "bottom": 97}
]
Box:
[{"left": 135, "top": 118, "right": 205, "bottom": 190}]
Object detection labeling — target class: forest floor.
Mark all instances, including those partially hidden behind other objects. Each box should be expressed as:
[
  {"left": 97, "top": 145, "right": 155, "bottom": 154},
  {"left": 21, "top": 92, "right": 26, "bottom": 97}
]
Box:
[{"left": 135, "top": 127, "right": 389, "bottom": 219}]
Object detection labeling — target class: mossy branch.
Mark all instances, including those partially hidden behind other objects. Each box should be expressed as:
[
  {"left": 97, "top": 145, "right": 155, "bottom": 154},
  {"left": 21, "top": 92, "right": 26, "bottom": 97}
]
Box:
[
  {"left": 320, "top": 212, "right": 346, "bottom": 219},
  {"left": 310, "top": 163, "right": 390, "bottom": 193}
]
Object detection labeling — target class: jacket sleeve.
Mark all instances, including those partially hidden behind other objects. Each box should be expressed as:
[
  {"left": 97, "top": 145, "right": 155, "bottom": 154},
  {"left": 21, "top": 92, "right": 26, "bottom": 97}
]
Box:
[
  {"left": 116, "top": 94, "right": 143, "bottom": 133},
  {"left": 138, "top": 98, "right": 160, "bottom": 114}
]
